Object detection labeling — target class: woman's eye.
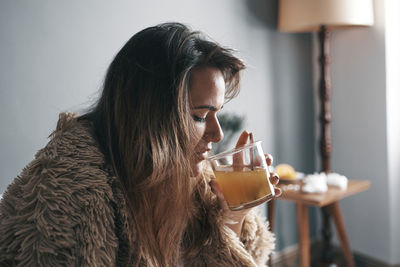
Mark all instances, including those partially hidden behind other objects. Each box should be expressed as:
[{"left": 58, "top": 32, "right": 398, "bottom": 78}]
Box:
[{"left": 192, "top": 115, "right": 207, "bottom": 123}]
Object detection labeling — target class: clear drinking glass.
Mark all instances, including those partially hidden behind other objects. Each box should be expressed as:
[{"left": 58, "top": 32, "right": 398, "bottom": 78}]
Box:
[{"left": 208, "top": 141, "right": 275, "bottom": 211}]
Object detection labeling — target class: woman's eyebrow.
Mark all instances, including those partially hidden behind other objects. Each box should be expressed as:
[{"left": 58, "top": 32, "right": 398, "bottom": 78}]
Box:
[{"left": 192, "top": 105, "right": 217, "bottom": 111}]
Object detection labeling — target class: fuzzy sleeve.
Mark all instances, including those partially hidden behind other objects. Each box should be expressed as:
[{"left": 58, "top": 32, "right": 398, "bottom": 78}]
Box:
[
  {"left": 0, "top": 119, "right": 119, "bottom": 266},
  {"left": 0, "top": 158, "right": 119, "bottom": 267},
  {"left": 240, "top": 209, "right": 275, "bottom": 266}
]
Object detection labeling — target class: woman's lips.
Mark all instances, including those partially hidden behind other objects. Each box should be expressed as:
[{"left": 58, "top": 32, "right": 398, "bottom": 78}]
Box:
[{"left": 195, "top": 151, "right": 209, "bottom": 161}]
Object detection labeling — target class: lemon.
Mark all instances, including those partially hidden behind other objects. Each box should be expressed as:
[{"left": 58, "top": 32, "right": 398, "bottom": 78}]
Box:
[{"left": 275, "top": 164, "right": 297, "bottom": 180}]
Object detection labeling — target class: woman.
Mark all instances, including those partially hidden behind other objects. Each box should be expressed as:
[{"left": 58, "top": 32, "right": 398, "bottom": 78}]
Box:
[{"left": 0, "top": 22, "right": 280, "bottom": 266}]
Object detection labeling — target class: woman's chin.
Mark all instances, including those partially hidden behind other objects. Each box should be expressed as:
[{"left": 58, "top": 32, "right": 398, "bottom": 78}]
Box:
[{"left": 191, "top": 162, "right": 203, "bottom": 177}]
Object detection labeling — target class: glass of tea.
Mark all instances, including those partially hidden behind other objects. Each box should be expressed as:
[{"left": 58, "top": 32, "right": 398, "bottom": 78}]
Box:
[{"left": 208, "top": 141, "right": 275, "bottom": 211}]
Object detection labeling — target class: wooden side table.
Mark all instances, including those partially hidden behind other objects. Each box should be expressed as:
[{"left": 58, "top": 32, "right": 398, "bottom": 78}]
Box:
[{"left": 268, "top": 180, "right": 370, "bottom": 267}]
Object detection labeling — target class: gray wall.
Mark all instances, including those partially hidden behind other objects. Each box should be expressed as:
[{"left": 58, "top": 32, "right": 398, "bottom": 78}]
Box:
[
  {"left": 385, "top": 0, "right": 400, "bottom": 264},
  {"left": 0, "top": 0, "right": 313, "bottom": 256}
]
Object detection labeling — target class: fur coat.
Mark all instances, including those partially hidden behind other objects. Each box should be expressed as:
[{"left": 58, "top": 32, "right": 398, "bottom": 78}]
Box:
[{"left": 0, "top": 113, "right": 275, "bottom": 266}]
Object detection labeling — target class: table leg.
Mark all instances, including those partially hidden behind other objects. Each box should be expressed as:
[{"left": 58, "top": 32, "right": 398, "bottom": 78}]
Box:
[
  {"left": 327, "top": 201, "right": 355, "bottom": 267},
  {"left": 296, "top": 203, "right": 310, "bottom": 267},
  {"left": 267, "top": 199, "right": 275, "bottom": 231},
  {"left": 267, "top": 200, "right": 275, "bottom": 266},
  {"left": 321, "top": 206, "right": 334, "bottom": 263}
]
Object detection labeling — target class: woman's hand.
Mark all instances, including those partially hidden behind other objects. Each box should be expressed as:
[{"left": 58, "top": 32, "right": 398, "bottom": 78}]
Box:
[
  {"left": 209, "top": 131, "right": 282, "bottom": 237},
  {"left": 265, "top": 153, "right": 282, "bottom": 197}
]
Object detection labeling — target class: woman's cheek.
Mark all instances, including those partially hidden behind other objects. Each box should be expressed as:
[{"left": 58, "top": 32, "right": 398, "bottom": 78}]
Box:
[{"left": 192, "top": 124, "right": 206, "bottom": 145}]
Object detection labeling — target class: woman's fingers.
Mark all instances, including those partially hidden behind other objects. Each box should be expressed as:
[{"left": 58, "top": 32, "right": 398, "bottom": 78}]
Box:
[
  {"left": 265, "top": 153, "right": 273, "bottom": 166},
  {"left": 233, "top": 131, "right": 249, "bottom": 170},
  {"left": 269, "top": 172, "right": 279, "bottom": 185},
  {"left": 274, "top": 187, "right": 282, "bottom": 197},
  {"left": 269, "top": 172, "right": 282, "bottom": 197},
  {"left": 235, "top": 130, "right": 249, "bottom": 148}
]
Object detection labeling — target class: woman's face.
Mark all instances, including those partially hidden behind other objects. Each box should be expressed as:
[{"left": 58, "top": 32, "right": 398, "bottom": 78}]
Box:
[{"left": 189, "top": 67, "right": 225, "bottom": 176}]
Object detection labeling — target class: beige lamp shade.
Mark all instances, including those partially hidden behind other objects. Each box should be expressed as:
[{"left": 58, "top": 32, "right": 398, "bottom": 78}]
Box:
[{"left": 278, "top": 0, "right": 374, "bottom": 32}]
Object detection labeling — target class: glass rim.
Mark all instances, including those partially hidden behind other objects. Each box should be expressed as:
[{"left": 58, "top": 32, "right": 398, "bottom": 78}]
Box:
[{"left": 208, "top": 140, "right": 262, "bottom": 161}]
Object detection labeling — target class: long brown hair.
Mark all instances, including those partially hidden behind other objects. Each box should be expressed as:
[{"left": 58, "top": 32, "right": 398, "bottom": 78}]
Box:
[{"left": 81, "top": 23, "right": 245, "bottom": 266}]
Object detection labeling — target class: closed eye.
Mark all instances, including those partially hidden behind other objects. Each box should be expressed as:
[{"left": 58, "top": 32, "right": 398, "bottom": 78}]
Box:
[{"left": 192, "top": 115, "right": 207, "bottom": 123}]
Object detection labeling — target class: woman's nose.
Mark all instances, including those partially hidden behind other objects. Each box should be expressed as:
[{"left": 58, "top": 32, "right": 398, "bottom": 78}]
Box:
[{"left": 204, "top": 116, "right": 224, "bottom": 143}]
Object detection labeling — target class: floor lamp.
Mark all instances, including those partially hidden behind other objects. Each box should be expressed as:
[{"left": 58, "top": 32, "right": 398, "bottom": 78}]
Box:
[{"left": 278, "top": 0, "right": 374, "bottom": 263}]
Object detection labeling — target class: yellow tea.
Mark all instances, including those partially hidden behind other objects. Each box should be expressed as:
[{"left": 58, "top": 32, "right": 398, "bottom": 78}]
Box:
[{"left": 214, "top": 167, "right": 274, "bottom": 209}]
